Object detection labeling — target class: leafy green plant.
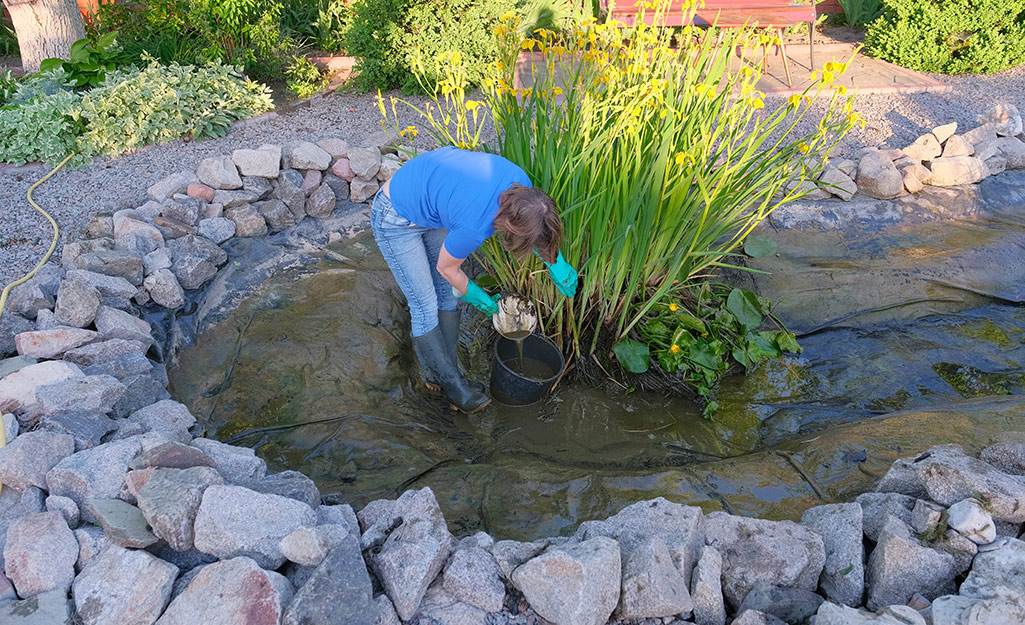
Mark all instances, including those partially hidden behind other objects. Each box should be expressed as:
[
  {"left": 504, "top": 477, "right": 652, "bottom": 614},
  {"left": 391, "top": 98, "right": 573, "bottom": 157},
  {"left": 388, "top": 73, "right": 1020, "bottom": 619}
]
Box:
[
  {"left": 1, "top": 15, "right": 18, "bottom": 56},
  {"left": 285, "top": 54, "right": 328, "bottom": 98},
  {"left": 633, "top": 286, "right": 800, "bottom": 417},
  {"left": 383, "top": 1, "right": 857, "bottom": 404},
  {"left": 313, "top": 0, "right": 356, "bottom": 52},
  {"left": 77, "top": 60, "right": 273, "bottom": 156},
  {"left": 866, "top": 0, "right": 1025, "bottom": 74},
  {"left": 345, "top": 0, "right": 516, "bottom": 92},
  {"left": 837, "top": 0, "right": 883, "bottom": 28},
  {"left": 0, "top": 71, "right": 17, "bottom": 107},
  {"left": 39, "top": 32, "right": 123, "bottom": 89},
  {"left": 0, "top": 71, "right": 86, "bottom": 166}
]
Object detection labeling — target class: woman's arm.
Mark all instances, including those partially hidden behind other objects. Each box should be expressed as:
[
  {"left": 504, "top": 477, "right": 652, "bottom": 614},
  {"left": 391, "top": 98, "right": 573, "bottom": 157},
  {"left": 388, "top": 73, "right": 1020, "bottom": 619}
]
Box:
[{"left": 437, "top": 244, "right": 469, "bottom": 295}]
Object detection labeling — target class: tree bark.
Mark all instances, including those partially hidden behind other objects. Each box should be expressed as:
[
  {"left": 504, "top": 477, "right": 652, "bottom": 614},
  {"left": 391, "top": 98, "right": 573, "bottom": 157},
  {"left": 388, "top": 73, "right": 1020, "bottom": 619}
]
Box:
[{"left": 3, "top": 0, "right": 86, "bottom": 73}]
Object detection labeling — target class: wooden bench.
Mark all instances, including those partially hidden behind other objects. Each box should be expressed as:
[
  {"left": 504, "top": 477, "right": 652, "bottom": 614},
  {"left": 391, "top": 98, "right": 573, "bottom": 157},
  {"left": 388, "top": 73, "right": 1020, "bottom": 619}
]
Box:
[{"left": 604, "top": 0, "right": 817, "bottom": 87}]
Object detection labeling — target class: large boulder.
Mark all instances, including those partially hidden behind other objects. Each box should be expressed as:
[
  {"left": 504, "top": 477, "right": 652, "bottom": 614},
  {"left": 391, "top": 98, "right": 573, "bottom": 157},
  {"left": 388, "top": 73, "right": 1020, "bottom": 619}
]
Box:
[
  {"left": 801, "top": 503, "right": 865, "bottom": 606},
  {"left": 2, "top": 511, "right": 77, "bottom": 598},
  {"left": 512, "top": 536, "right": 622, "bottom": 625},
  {"left": 137, "top": 466, "right": 225, "bottom": 551},
  {"left": 364, "top": 488, "right": 454, "bottom": 621},
  {"left": 281, "top": 530, "right": 375, "bottom": 625},
  {"left": 155, "top": 557, "right": 293, "bottom": 625},
  {"left": 72, "top": 544, "right": 178, "bottom": 625},
  {"left": 865, "top": 516, "right": 956, "bottom": 610},
  {"left": 703, "top": 511, "right": 825, "bottom": 609},
  {"left": 193, "top": 485, "right": 316, "bottom": 569}
]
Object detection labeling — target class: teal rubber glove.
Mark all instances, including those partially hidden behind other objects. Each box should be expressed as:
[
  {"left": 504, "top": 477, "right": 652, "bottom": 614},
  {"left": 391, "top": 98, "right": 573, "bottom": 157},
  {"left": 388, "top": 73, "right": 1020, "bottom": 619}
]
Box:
[
  {"left": 458, "top": 280, "right": 501, "bottom": 315},
  {"left": 543, "top": 251, "right": 578, "bottom": 297}
]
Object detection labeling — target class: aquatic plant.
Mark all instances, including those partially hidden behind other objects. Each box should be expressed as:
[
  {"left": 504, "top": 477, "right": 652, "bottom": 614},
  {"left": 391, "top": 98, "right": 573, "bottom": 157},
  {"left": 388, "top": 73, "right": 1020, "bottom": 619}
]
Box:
[{"left": 380, "top": 0, "right": 858, "bottom": 404}]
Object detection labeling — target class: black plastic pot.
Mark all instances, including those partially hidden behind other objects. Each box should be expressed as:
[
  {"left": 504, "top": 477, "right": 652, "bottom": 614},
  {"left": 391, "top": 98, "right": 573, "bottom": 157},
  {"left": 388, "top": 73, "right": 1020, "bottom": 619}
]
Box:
[{"left": 490, "top": 333, "right": 566, "bottom": 406}]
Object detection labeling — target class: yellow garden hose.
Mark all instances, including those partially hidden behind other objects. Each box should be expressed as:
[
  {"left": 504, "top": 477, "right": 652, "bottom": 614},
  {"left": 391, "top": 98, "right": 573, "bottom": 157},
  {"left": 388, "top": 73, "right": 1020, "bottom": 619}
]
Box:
[{"left": 0, "top": 153, "right": 75, "bottom": 496}]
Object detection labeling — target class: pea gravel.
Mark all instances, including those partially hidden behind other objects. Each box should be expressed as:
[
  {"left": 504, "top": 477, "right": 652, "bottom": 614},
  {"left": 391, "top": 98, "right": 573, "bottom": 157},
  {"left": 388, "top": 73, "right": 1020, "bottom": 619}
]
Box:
[{"left": 3, "top": 67, "right": 1025, "bottom": 287}]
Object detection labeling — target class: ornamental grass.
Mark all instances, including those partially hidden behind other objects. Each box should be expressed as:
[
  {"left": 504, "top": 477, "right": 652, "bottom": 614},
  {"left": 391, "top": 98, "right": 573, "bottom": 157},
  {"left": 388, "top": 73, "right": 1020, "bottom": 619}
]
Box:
[{"left": 381, "top": 0, "right": 860, "bottom": 367}]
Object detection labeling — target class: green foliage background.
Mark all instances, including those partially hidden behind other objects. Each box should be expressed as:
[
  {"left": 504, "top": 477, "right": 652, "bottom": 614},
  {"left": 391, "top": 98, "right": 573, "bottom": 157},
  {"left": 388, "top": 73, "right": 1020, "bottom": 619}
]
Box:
[{"left": 865, "top": 0, "right": 1025, "bottom": 74}]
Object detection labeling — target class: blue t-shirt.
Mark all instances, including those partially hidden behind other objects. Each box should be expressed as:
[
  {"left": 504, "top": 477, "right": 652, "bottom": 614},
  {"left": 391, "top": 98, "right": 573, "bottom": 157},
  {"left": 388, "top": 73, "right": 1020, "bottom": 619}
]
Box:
[{"left": 388, "top": 146, "right": 532, "bottom": 259}]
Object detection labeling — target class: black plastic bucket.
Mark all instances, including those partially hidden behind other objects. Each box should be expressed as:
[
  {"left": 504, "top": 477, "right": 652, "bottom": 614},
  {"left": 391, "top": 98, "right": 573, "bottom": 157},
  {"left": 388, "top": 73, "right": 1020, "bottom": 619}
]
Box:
[{"left": 490, "top": 333, "right": 566, "bottom": 406}]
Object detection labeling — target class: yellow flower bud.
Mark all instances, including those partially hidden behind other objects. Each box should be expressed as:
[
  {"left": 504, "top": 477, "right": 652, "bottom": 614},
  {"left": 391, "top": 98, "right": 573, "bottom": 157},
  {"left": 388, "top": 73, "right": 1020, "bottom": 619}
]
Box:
[{"left": 670, "top": 344, "right": 681, "bottom": 353}]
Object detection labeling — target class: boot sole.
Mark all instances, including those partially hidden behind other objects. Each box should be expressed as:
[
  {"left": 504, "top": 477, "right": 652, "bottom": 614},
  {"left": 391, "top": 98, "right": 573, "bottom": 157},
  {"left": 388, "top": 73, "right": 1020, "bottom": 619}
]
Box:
[{"left": 451, "top": 397, "right": 492, "bottom": 414}]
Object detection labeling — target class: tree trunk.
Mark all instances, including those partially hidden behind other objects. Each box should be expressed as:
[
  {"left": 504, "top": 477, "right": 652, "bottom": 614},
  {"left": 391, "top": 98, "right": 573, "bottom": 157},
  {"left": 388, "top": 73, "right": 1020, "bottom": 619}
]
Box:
[{"left": 3, "top": 0, "right": 86, "bottom": 73}]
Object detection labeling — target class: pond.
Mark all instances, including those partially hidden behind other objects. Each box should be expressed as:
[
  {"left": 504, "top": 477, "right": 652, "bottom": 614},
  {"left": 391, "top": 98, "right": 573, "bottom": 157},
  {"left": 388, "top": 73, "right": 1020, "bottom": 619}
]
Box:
[{"left": 168, "top": 173, "right": 1025, "bottom": 540}]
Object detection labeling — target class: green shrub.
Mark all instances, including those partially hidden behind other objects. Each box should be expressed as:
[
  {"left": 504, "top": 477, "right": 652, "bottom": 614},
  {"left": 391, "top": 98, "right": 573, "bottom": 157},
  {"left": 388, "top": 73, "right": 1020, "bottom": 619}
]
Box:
[
  {"left": 837, "top": 0, "right": 882, "bottom": 28},
  {"left": 78, "top": 61, "right": 273, "bottom": 156},
  {"left": 285, "top": 54, "right": 328, "bottom": 99},
  {"left": 866, "top": 0, "right": 1025, "bottom": 74},
  {"left": 345, "top": 0, "right": 516, "bottom": 92},
  {"left": 0, "top": 72, "right": 85, "bottom": 166},
  {"left": 313, "top": 0, "right": 356, "bottom": 52}
]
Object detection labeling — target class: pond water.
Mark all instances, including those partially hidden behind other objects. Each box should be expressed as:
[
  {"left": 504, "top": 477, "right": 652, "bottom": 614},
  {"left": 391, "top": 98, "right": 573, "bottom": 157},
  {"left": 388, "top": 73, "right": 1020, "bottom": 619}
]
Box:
[{"left": 168, "top": 175, "right": 1025, "bottom": 540}]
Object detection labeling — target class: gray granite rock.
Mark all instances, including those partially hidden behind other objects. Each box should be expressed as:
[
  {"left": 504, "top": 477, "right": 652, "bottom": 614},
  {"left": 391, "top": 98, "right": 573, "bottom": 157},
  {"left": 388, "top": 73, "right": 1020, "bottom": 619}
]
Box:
[
  {"left": 691, "top": 545, "right": 726, "bottom": 625},
  {"left": 35, "top": 374, "right": 125, "bottom": 416},
  {"left": 306, "top": 184, "right": 337, "bottom": 218},
  {"left": 801, "top": 503, "right": 864, "bottom": 606},
  {"left": 193, "top": 485, "right": 316, "bottom": 569},
  {"left": 197, "top": 156, "right": 243, "bottom": 190},
  {"left": 143, "top": 268, "right": 185, "bottom": 309},
  {"left": 14, "top": 328, "right": 99, "bottom": 360},
  {"left": 189, "top": 438, "right": 266, "bottom": 483},
  {"left": 0, "top": 314, "right": 34, "bottom": 357},
  {"left": 225, "top": 204, "right": 268, "bottom": 237},
  {"left": 617, "top": 536, "right": 692, "bottom": 619},
  {"left": 285, "top": 141, "right": 332, "bottom": 171},
  {"left": 856, "top": 151, "right": 903, "bottom": 200},
  {"left": 137, "top": 466, "right": 224, "bottom": 551},
  {"left": 855, "top": 492, "right": 917, "bottom": 542},
  {"left": 255, "top": 199, "right": 296, "bottom": 231},
  {"left": 36, "top": 411, "right": 118, "bottom": 451},
  {"left": 197, "top": 217, "right": 236, "bottom": 244},
  {"left": 442, "top": 546, "right": 505, "bottom": 613},
  {"left": 148, "top": 171, "right": 199, "bottom": 201},
  {"left": 375, "top": 594, "right": 401, "bottom": 625},
  {"left": 243, "top": 469, "right": 320, "bottom": 508},
  {"left": 350, "top": 177, "right": 380, "bottom": 203},
  {"left": 45, "top": 437, "right": 142, "bottom": 522},
  {"left": 279, "top": 524, "right": 348, "bottom": 567},
  {"left": 0, "top": 360, "right": 82, "bottom": 414},
  {"left": 73, "top": 524, "right": 110, "bottom": 572},
  {"left": 317, "top": 503, "right": 359, "bottom": 534},
  {"left": 63, "top": 339, "right": 147, "bottom": 369},
  {"left": 947, "top": 498, "right": 996, "bottom": 544},
  {"left": 54, "top": 279, "right": 100, "bottom": 328},
  {"left": 6, "top": 283, "right": 53, "bottom": 321},
  {"left": 367, "top": 488, "right": 454, "bottom": 620},
  {"left": 0, "top": 588, "right": 74, "bottom": 624},
  {"left": 348, "top": 147, "right": 382, "bottom": 180},
  {"left": 910, "top": 498, "right": 944, "bottom": 536},
  {"left": 131, "top": 441, "right": 215, "bottom": 470},
  {"left": 167, "top": 234, "right": 228, "bottom": 290},
  {"left": 65, "top": 269, "right": 136, "bottom": 302},
  {"left": 233, "top": 146, "right": 281, "bottom": 178},
  {"left": 44, "top": 495, "right": 79, "bottom": 527},
  {"left": 155, "top": 557, "right": 293, "bottom": 625},
  {"left": 72, "top": 544, "right": 178, "bottom": 625},
  {"left": 0, "top": 486, "right": 45, "bottom": 570},
  {"left": 978, "top": 102, "right": 1023, "bottom": 137},
  {"left": 0, "top": 431, "right": 75, "bottom": 491},
  {"left": 703, "top": 511, "right": 826, "bottom": 610},
  {"left": 491, "top": 539, "right": 547, "bottom": 581},
  {"left": 322, "top": 172, "right": 350, "bottom": 204},
  {"left": 814, "top": 602, "right": 926, "bottom": 625},
  {"left": 160, "top": 198, "right": 204, "bottom": 227},
  {"left": 415, "top": 581, "right": 488, "bottom": 625},
  {"left": 114, "top": 214, "right": 164, "bottom": 255},
  {"left": 959, "top": 537, "right": 1025, "bottom": 604},
  {"left": 512, "top": 537, "right": 621, "bottom": 625},
  {"left": 866, "top": 516, "right": 956, "bottom": 610},
  {"left": 282, "top": 530, "right": 374, "bottom": 625},
  {"left": 317, "top": 137, "right": 349, "bottom": 158},
  {"left": 88, "top": 498, "right": 159, "bottom": 548},
  {"left": 979, "top": 438, "right": 1025, "bottom": 475},
  {"left": 94, "top": 306, "right": 154, "bottom": 346},
  {"left": 123, "top": 400, "right": 196, "bottom": 442},
  {"left": 912, "top": 444, "right": 1025, "bottom": 522},
  {"left": 737, "top": 581, "right": 824, "bottom": 624},
  {"left": 931, "top": 594, "right": 1025, "bottom": 625},
  {"left": 731, "top": 609, "right": 787, "bottom": 625},
  {"left": 3, "top": 511, "right": 77, "bottom": 597},
  {"left": 72, "top": 250, "right": 144, "bottom": 286}
]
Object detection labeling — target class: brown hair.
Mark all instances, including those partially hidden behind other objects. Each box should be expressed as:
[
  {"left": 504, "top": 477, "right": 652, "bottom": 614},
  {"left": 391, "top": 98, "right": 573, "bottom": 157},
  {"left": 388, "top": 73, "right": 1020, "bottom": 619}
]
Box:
[{"left": 494, "top": 183, "right": 563, "bottom": 263}]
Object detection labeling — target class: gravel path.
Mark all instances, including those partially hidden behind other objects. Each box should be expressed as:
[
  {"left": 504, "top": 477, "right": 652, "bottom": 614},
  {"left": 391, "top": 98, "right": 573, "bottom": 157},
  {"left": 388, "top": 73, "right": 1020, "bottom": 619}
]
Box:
[{"left": 3, "top": 66, "right": 1025, "bottom": 286}]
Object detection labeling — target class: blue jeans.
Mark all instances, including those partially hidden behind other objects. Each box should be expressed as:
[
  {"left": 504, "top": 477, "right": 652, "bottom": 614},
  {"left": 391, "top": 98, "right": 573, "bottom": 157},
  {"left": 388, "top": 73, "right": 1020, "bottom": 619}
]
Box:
[{"left": 371, "top": 190, "right": 458, "bottom": 337}]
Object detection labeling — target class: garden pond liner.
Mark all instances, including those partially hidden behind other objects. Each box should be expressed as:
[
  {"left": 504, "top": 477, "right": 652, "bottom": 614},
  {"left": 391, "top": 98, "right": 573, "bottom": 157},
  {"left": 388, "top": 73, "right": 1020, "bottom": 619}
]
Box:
[{"left": 168, "top": 173, "right": 1025, "bottom": 540}]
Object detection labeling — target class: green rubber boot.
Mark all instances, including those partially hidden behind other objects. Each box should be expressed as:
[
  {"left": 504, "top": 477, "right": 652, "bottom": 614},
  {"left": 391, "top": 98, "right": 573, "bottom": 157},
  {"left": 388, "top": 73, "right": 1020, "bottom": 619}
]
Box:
[{"left": 413, "top": 326, "right": 491, "bottom": 414}]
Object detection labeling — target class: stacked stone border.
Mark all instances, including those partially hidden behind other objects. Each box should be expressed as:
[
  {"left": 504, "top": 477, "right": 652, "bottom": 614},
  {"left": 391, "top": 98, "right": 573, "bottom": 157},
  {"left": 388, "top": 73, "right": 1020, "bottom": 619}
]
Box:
[{"left": 0, "top": 124, "right": 1024, "bottom": 625}]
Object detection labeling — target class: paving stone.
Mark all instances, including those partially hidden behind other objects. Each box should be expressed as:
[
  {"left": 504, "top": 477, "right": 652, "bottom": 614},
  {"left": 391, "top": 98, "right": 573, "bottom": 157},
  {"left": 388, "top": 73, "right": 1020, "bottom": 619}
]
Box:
[
  {"left": 138, "top": 466, "right": 224, "bottom": 551},
  {"left": 154, "top": 557, "right": 293, "bottom": 625},
  {"left": 3, "top": 511, "right": 77, "bottom": 597},
  {"left": 72, "top": 544, "right": 178, "bottom": 625}
]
